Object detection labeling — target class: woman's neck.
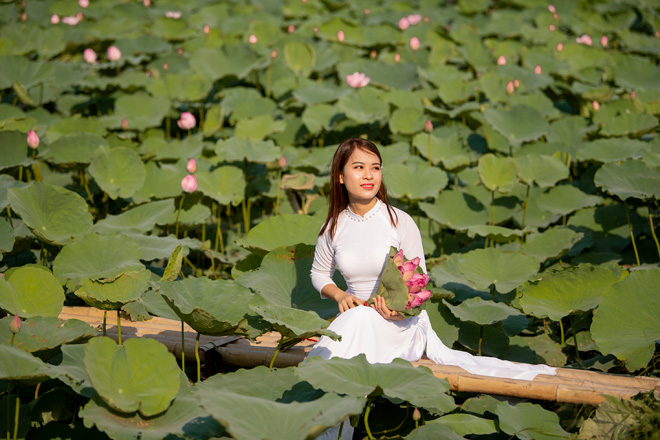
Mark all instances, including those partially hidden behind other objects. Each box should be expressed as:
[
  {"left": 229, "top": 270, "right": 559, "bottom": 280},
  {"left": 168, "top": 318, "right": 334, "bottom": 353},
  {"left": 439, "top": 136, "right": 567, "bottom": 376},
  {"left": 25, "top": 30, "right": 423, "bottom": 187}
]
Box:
[{"left": 348, "top": 198, "right": 378, "bottom": 217}]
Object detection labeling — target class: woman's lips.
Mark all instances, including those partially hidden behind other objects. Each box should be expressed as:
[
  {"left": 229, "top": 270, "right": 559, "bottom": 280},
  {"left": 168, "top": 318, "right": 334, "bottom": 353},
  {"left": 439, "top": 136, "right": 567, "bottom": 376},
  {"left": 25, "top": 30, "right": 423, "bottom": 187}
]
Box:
[{"left": 361, "top": 184, "right": 374, "bottom": 189}]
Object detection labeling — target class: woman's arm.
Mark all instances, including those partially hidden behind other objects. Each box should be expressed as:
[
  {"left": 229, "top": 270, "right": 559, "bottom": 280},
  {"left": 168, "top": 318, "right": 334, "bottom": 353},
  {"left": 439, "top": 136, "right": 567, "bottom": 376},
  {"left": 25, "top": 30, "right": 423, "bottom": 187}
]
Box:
[{"left": 321, "top": 284, "right": 364, "bottom": 313}]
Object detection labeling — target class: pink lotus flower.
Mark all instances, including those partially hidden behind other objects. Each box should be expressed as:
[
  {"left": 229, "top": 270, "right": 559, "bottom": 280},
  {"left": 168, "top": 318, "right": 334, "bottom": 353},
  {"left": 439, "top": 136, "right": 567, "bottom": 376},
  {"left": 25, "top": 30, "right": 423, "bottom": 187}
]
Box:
[
  {"left": 9, "top": 315, "right": 21, "bottom": 334},
  {"left": 62, "top": 15, "right": 80, "bottom": 25},
  {"left": 513, "top": 78, "right": 520, "bottom": 88},
  {"left": 163, "top": 63, "right": 168, "bottom": 70},
  {"left": 107, "top": 46, "right": 121, "bottom": 61},
  {"left": 203, "top": 24, "right": 210, "bottom": 34},
  {"left": 407, "top": 14, "right": 422, "bottom": 25},
  {"left": 549, "top": 24, "right": 555, "bottom": 31},
  {"left": 398, "top": 17, "right": 410, "bottom": 30},
  {"left": 400, "top": 257, "right": 421, "bottom": 282},
  {"left": 279, "top": 156, "right": 286, "bottom": 168},
  {"left": 177, "top": 112, "right": 196, "bottom": 130},
  {"left": 406, "top": 273, "right": 430, "bottom": 294},
  {"left": 121, "top": 118, "right": 129, "bottom": 130},
  {"left": 143, "top": 0, "right": 150, "bottom": 5},
  {"left": 181, "top": 174, "right": 197, "bottom": 193},
  {"left": 556, "top": 42, "right": 563, "bottom": 52},
  {"left": 394, "top": 53, "right": 401, "bottom": 63},
  {"left": 27, "top": 130, "right": 39, "bottom": 149},
  {"left": 534, "top": 65, "right": 542, "bottom": 74},
  {"left": 600, "top": 35, "right": 608, "bottom": 47},
  {"left": 83, "top": 48, "right": 96, "bottom": 64},
  {"left": 165, "top": 11, "right": 181, "bottom": 19},
  {"left": 346, "top": 72, "right": 370, "bottom": 88},
  {"left": 496, "top": 55, "right": 506, "bottom": 65},
  {"left": 630, "top": 90, "right": 636, "bottom": 100},
  {"left": 592, "top": 100, "right": 600, "bottom": 111},
  {"left": 576, "top": 34, "right": 592, "bottom": 45},
  {"left": 409, "top": 36, "right": 420, "bottom": 51},
  {"left": 79, "top": 0, "right": 89, "bottom": 8},
  {"left": 186, "top": 158, "right": 197, "bottom": 174},
  {"left": 51, "top": 14, "right": 60, "bottom": 24},
  {"left": 313, "top": 26, "right": 318, "bottom": 33},
  {"left": 392, "top": 249, "right": 405, "bottom": 267},
  {"left": 370, "top": 50, "right": 377, "bottom": 59},
  {"left": 364, "top": 8, "right": 370, "bottom": 14},
  {"left": 288, "top": 24, "right": 295, "bottom": 33},
  {"left": 408, "top": 290, "right": 431, "bottom": 309},
  {"left": 271, "top": 50, "right": 278, "bottom": 58},
  {"left": 337, "top": 30, "right": 345, "bottom": 42},
  {"left": 248, "top": 34, "right": 258, "bottom": 44},
  {"left": 425, "top": 120, "right": 433, "bottom": 133},
  {"left": 506, "top": 81, "right": 514, "bottom": 95},
  {"left": 548, "top": 4, "right": 556, "bottom": 13}
]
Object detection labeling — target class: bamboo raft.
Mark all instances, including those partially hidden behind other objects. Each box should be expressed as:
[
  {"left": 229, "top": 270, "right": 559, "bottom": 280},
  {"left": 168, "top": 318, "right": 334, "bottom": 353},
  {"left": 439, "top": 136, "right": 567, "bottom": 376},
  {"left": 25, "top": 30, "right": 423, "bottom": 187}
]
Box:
[{"left": 58, "top": 306, "right": 660, "bottom": 406}]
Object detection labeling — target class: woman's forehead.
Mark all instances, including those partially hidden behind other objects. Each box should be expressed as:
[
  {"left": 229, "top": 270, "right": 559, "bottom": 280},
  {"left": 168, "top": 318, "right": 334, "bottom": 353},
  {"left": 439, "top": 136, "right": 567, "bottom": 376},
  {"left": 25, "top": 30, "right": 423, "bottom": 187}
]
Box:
[{"left": 346, "top": 148, "right": 380, "bottom": 164}]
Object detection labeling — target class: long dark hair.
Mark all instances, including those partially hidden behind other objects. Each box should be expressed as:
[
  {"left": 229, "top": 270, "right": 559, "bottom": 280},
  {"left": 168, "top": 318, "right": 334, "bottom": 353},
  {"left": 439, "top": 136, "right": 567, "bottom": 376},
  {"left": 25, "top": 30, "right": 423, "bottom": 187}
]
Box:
[{"left": 319, "top": 138, "right": 398, "bottom": 239}]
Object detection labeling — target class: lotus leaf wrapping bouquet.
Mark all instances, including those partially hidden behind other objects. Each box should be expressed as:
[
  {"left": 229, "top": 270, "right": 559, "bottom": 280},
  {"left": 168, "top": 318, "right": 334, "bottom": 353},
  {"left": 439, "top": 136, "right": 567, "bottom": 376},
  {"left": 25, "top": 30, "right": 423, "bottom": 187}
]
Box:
[{"left": 366, "top": 247, "right": 431, "bottom": 317}]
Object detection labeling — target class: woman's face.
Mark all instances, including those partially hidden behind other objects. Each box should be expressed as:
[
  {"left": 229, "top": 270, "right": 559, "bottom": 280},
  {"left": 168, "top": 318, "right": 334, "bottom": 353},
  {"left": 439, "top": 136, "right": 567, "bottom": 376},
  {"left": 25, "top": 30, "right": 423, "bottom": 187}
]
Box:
[{"left": 340, "top": 148, "right": 382, "bottom": 206}]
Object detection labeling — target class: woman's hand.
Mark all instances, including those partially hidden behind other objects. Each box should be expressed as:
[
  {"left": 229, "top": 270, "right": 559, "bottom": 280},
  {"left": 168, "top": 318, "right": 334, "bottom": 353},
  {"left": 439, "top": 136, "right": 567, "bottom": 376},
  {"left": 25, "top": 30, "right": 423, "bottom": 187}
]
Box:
[
  {"left": 371, "top": 295, "right": 405, "bottom": 321},
  {"left": 336, "top": 292, "right": 364, "bottom": 313}
]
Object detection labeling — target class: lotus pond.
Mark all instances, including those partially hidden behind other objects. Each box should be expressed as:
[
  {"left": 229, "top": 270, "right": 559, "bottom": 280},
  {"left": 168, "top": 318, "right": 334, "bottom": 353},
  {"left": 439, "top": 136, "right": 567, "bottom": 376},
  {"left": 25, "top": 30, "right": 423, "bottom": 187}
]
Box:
[{"left": 1, "top": 0, "right": 660, "bottom": 438}]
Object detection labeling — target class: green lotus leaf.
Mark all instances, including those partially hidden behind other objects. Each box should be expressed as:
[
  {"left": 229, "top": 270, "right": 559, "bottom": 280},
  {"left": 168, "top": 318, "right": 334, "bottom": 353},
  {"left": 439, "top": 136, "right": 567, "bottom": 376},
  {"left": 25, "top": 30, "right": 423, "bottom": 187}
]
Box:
[
  {"left": 301, "top": 103, "right": 340, "bottom": 134},
  {"left": 234, "top": 114, "right": 286, "bottom": 141},
  {"left": 45, "top": 133, "right": 109, "bottom": 165},
  {"left": 84, "top": 336, "right": 180, "bottom": 417},
  {"left": 89, "top": 146, "right": 146, "bottom": 200},
  {"left": 0, "top": 316, "right": 95, "bottom": 357},
  {"left": 538, "top": 185, "right": 603, "bottom": 216},
  {"left": 44, "top": 116, "right": 110, "bottom": 144},
  {"left": 438, "top": 78, "right": 478, "bottom": 104},
  {"left": 76, "top": 269, "right": 151, "bottom": 311},
  {"left": 158, "top": 277, "right": 251, "bottom": 336},
  {"left": 388, "top": 106, "right": 426, "bottom": 135},
  {"left": 146, "top": 73, "right": 212, "bottom": 102},
  {"left": 235, "top": 214, "right": 321, "bottom": 256},
  {"left": 235, "top": 244, "right": 340, "bottom": 319},
  {"left": 189, "top": 45, "right": 267, "bottom": 81},
  {"left": 249, "top": 303, "right": 338, "bottom": 341},
  {"left": 494, "top": 401, "right": 570, "bottom": 440},
  {"left": 7, "top": 182, "right": 92, "bottom": 245},
  {"left": 547, "top": 115, "right": 590, "bottom": 145},
  {"left": 478, "top": 154, "right": 519, "bottom": 194},
  {"left": 113, "top": 92, "right": 170, "bottom": 132},
  {"left": 420, "top": 190, "right": 488, "bottom": 230},
  {"left": 0, "top": 266, "right": 64, "bottom": 318},
  {"left": 412, "top": 129, "right": 474, "bottom": 170},
  {"left": 0, "top": 55, "right": 55, "bottom": 90},
  {"left": 337, "top": 87, "right": 389, "bottom": 124},
  {"left": 0, "top": 344, "right": 51, "bottom": 383},
  {"left": 508, "top": 333, "right": 567, "bottom": 367},
  {"left": 230, "top": 96, "right": 277, "bottom": 123},
  {"left": 337, "top": 59, "right": 419, "bottom": 91},
  {"left": 613, "top": 54, "right": 660, "bottom": 91},
  {"left": 94, "top": 199, "right": 173, "bottom": 234},
  {"left": 195, "top": 165, "right": 245, "bottom": 206},
  {"left": 514, "top": 155, "right": 569, "bottom": 187},
  {"left": 445, "top": 297, "right": 524, "bottom": 326},
  {"left": 293, "top": 83, "right": 349, "bottom": 106},
  {"left": 214, "top": 137, "right": 281, "bottom": 163},
  {"left": 576, "top": 138, "right": 649, "bottom": 163},
  {"left": 165, "top": 203, "right": 212, "bottom": 225},
  {"left": 594, "top": 159, "right": 660, "bottom": 201},
  {"left": 483, "top": 105, "right": 549, "bottom": 144},
  {"left": 464, "top": 225, "right": 523, "bottom": 242},
  {"left": 283, "top": 41, "right": 316, "bottom": 78},
  {"left": 591, "top": 269, "right": 660, "bottom": 371},
  {"left": 457, "top": 248, "right": 539, "bottom": 293},
  {"left": 0, "top": 130, "right": 33, "bottom": 170},
  {"left": 0, "top": 218, "right": 14, "bottom": 252},
  {"left": 407, "top": 422, "right": 467, "bottom": 440},
  {"left": 464, "top": 184, "right": 521, "bottom": 225},
  {"left": 80, "top": 373, "right": 223, "bottom": 440},
  {"left": 384, "top": 162, "right": 448, "bottom": 200},
  {"left": 520, "top": 227, "right": 583, "bottom": 261},
  {"left": 518, "top": 264, "right": 623, "bottom": 322},
  {"left": 199, "top": 389, "right": 364, "bottom": 440},
  {"left": 131, "top": 162, "right": 185, "bottom": 203},
  {"left": 140, "top": 136, "right": 204, "bottom": 161},
  {"left": 297, "top": 355, "right": 456, "bottom": 415},
  {"left": 511, "top": 186, "right": 561, "bottom": 229},
  {"left": 119, "top": 232, "right": 196, "bottom": 262},
  {"left": 425, "top": 414, "right": 497, "bottom": 437},
  {"left": 53, "top": 233, "right": 144, "bottom": 287},
  {"left": 593, "top": 100, "right": 658, "bottom": 136}
]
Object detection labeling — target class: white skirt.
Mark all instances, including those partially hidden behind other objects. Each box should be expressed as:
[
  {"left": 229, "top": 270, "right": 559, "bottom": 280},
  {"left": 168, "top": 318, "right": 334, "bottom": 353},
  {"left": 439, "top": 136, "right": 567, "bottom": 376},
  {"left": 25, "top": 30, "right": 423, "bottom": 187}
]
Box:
[{"left": 307, "top": 306, "right": 556, "bottom": 381}]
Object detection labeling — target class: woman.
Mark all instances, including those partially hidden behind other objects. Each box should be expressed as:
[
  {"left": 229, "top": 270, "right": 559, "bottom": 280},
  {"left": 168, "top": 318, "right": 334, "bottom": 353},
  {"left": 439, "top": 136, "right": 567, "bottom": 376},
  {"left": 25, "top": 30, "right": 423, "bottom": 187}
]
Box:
[{"left": 307, "top": 138, "right": 556, "bottom": 374}]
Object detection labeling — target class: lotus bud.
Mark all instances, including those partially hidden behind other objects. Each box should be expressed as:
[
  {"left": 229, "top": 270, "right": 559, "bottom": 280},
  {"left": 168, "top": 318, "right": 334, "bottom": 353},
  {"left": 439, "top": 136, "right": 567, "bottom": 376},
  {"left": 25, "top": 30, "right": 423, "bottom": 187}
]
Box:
[
  {"left": 27, "top": 130, "right": 39, "bottom": 149},
  {"left": 313, "top": 26, "right": 318, "bottom": 33},
  {"left": 600, "top": 35, "right": 608, "bottom": 47},
  {"left": 121, "top": 118, "right": 129, "bottom": 130},
  {"left": 576, "top": 34, "right": 592, "bottom": 45},
  {"left": 10, "top": 315, "right": 21, "bottom": 334},
  {"left": 496, "top": 55, "right": 506, "bottom": 65},
  {"left": 83, "top": 48, "right": 97, "bottom": 64},
  {"left": 549, "top": 24, "right": 555, "bottom": 31},
  {"left": 548, "top": 4, "right": 556, "bottom": 13},
  {"left": 630, "top": 90, "right": 636, "bottom": 100},
  {"left": 656, "top": 31, "right": 659, "bottom": 38},
  {"left": 62, "top": 15, "right": 80, "bottom": 25},
  {"left": 556, "top": 42, "right": 563, "bottom": 52},
  {"left": 506, "top": 81, "right": 514, "bottom": 95},
  {"left": 288, "top": 24, "right": 295, "bottom": 33},
  {"left": 410, "top": 290, "right": 431, "bottom": 308},
  {"left": 392, "top": 250, "right": 405, "bottom": 267},
  {"left": 513, "top": 78, "right": 520, "bottom": 88},
  {"left": 186, "top": 158, "right": 197, "bottom": 174},
  {"left": 107, "top": 46, "right": 121, "bottom": 61},
  {"left": 401, "top": 269, "right": 415, "bottom": 282},
  {"left": 177, "top": 112, "right": 196, "bottom": 130},
  {"left": 592, "top": 100, "right": 600, "bottom": 111},
  {"left": 425, "top": 120, "right": 433, "bottom": 133},
  {"left": 271, "top": 50, "right": 278, "bottom": 58},
  {"left": 21, "top": 13, "right": 27, "bottom": 21},
  {"left": 177, "top": 48, "right": 183, "bottom": 55},
  {"left": 279, "top": 156, "right": 286, "bottom": 168},
  {"left": 337, "top": 30, "right": 345, "bottom": 42},
  {"left": 143, "top": 0, "right": 150, "bottom": 6},
  {"left": 248, "top": 34, "right": 257, "bottom": 44},
  {"left": 370, "top": 50, "right": 377, "bottom": 59},
  {"left": 364, "top": 8, "right": 370, "bottom": 14},
  {"left": 412, "top": 408, "right": 421, "bottom": 422},
  {"left": 409, "top": 36, "right": 420, "bottom": 51},
  {"left": 145, "top": 70, "right": 151, "bottom": 77},
  {"left": 346, "top": 72, "right": 370, "bottom": 88},
  {"left": 163, "top": 63, "right": 168, "bottom": 70},
  {"left": 398, "top": 17, "right": 410, "bottom": 30},
  {"left": 203, "top": 24, "right": 210, "bottom": 34},
  {"left": 534, "top": 65, "right": 542, "bottom": 74},
  {"left": 165, "top": 11, "right": 181, "bottom": 19},
  {"left": 407, "top": 14, "right": 422, "bottom": 25},
  {"left": 181, "top": 174, "right": 197, "bottom": 193},
  {"left": 394, "top": 53, "right": 400, "bottom": 63},
  {"left": 51, "top": 14, "right": 60, "bottom": 24},
  {"left": 79, "top": 0, "right": 89, "bottom": 8},
  {"left": 553, "top": 13, "right": 558, "bottom": 20}
]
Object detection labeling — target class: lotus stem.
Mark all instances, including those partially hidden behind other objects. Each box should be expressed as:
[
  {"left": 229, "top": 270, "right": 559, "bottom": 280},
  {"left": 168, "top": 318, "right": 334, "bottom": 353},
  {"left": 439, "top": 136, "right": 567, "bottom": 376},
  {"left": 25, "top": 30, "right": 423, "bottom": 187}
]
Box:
[
  {"left": 269, "top": 345, "right": 281, "bottom": 370},
  {"left": 34, "top": 383, "right": 40, "bottom": 400},
  {"left": 207, "top": 251, "right": 216, "bottom": 279},
  {"left": 187, "top": 129, "right": 191, "bottom": 139},
  {"left": 478, "top": 326, "right": 483, "bottom": 356},
  {"left": 166, "top": 117, "right": 171, "bottom": 139},
  {"left": 427, "top": 132, "right": 432, "bottom": 165},
  {"left": 25, "top": 168, "right": 31, "bottom": 183},
  {"left": 364, "top": 402, "right": 374, "bottom": 440},
  {"left": 266, "top": 63, "right": 272, "bottom": 99},
  {"left": 6, "top": 386, "right": 10, "bottom": 440},
  {"left": 521, "top": 184, "right": 530, "bottom": 233},
  {"left": 181, "top": 320, "right": 185, "bottom": 373},
  {"left": 6, "top": 206, "right": 13, "bottom": 228},
  {"left": 10, "top": 334, "right": 15, "bottom": 346},
  {"left": 175, "top": 194, "right": 185, "bottom": 238},
  {"left": 624, "top": 201, "right": 641, "bottom": 266},
  {"left": 241, "top": 198, "right": 250, "bottom": 234},
  {"left": 337, "top": 420, "right": 344, "bottom": 440},
  {"left": 195, "top": 332, "right": 201, "bottom": 383},
  {"left": 559, "top": 319, "right": 565, "bottom": 346},
  {"left": 199, "top": 107, "right": 205, "bottom": 133},
  {"left": 216, "top": 209, "right": 224, "bottom": 254},
  {"left": 274, "top": 168, "right": 282, "bottom": 216},
  {"left": 103, "top": 311, "right": 106, "bottom": 336},
  {"left": 570, "top": 315, "right": 584, "bottom": 369},
  {"left": 18, "top": 166, "right": 22, "bottom": 182},
  {"left": 648, "top": 209, "right": 660, "bottom": 261},
  {"left": 80, "top": 168, "right": 94, "bottom": 206},
  {"left": 12, "top": 395, "right": 19, "bottom": 440},
  {"left": 490, "top": 191, "right": 495, "bottom": 226},
  {"left": 116, "top": 310, "right": 122, "bottom": 345}
]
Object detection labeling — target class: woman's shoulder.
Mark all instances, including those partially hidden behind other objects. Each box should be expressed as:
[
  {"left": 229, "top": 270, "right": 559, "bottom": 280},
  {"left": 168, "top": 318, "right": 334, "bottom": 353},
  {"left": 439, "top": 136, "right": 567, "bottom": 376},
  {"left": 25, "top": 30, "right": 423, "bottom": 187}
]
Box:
[{"left": 383, "top": 203, "right": 413, "bottom": 224}]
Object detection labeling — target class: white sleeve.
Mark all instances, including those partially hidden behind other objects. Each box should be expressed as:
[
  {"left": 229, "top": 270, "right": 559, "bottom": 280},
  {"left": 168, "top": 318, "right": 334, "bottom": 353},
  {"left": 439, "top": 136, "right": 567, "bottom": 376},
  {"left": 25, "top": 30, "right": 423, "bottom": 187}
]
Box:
[
  {"left": 396, "top": 211, "right": 427, "bottom": 273},
  {"left": 310, "top": 226, "right": 337, "bottom": 297}
]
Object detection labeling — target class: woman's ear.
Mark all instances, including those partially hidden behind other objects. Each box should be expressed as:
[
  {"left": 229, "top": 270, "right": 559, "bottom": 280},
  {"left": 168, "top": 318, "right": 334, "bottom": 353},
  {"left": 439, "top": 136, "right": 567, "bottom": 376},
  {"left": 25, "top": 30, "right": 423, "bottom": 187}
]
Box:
[{"left": 339, "top": 172, "right": 344, "bottom": 184}]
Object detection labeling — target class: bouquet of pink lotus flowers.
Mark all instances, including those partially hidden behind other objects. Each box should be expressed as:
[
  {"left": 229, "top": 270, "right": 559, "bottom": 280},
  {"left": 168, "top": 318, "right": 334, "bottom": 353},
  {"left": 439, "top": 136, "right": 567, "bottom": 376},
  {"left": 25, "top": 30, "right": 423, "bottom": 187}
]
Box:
[{"left": 366, "top": 247, "right": 432, "bottom": 317}]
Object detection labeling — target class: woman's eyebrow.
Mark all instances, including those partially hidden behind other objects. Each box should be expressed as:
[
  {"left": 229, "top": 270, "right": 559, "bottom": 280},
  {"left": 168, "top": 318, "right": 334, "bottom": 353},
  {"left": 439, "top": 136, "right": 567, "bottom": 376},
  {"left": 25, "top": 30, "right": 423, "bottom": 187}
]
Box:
[{"left": 351, "top": 161, "right": 380, "bottom": 165}]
